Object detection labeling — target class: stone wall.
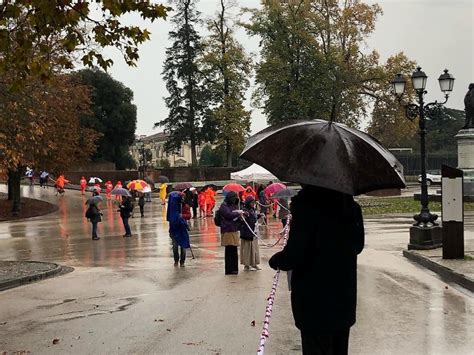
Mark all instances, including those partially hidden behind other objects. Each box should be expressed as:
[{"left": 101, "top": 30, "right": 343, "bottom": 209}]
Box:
[
  {"left": 150, "top": 167, "right": 236, "bottom": 182},
  {"left": 65, "top": 170, "right": 139, "bottom": 185}
]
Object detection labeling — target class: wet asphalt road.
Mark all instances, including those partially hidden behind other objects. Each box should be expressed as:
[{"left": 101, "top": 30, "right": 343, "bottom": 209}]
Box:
[{"left": 0, "top": 186, "right": 473, "bottom": 354}]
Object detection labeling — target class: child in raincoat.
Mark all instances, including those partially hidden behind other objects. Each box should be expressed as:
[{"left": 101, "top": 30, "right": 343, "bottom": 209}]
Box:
[
  {"left": 105, "top": 180, "right": 113, "bottom": 200},
  {"left": 198, "top": 189, "right": 206, "bottom": 218},
  {"left": 80, "top": 176, "right": 87, "bottom": 195},
  {"left": 159, "top": 183, "right": 168, "bottom": 205},
  {"left": 55, "top": 175, "right": 69, "bottom": 195}
]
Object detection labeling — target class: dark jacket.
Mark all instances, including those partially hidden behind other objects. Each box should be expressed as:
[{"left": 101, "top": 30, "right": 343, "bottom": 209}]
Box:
[
  {"left": 138, "top": 195, "right": 145, "bottom": 206},
  {"left": 240, "top": 205, "right": 258, "bottom": 241},
  {"left": 269, "top": 186, "right": 364, "bottom": 332},
  {"left": 219, "top": 202, "right": 241, "bottom": 233},
  {"left": 119, "top": 199, "right": 134, "bottom": 218},
  {"left": 88, "top": 205, "right": 102, "bottom": 223}
]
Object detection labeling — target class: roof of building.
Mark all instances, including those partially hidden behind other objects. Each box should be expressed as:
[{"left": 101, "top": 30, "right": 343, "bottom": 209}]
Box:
[{"left": 136, "top": 131, "right": 169, "bottom": 144}]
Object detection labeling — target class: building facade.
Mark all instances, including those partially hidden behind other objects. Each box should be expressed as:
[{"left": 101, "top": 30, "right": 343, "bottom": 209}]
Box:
[{"left": 130, "top": 132, "right": 206, "bottom": 168}]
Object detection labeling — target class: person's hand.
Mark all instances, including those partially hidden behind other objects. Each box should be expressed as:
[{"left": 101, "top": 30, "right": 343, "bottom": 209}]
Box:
[{"left": 234, "top": 209, "right": 244, "bottom": 215}]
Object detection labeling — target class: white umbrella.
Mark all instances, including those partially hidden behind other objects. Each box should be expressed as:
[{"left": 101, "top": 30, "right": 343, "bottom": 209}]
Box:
[{"left": 88, "top": 177, "right": 103, "bottom": 184}]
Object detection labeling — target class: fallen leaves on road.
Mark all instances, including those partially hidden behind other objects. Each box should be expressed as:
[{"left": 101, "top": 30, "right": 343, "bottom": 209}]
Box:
[
  {"left": 166, "top": 329, "right": 171, "bottom": 332},
  {"left": 182, "top": 341, "right": 204, "bottom": 346},
  {"left": 52, "top": 339, "right": 60, "bottom": 345},
  {"left": 251, "top": 320, "right": 256, "bottom": 327},
  {"left": 0, "top": 321, "right": 7, "bottom": 325},
  {"left": 154, "top": 319, "right": 165, "bottom": 322}
]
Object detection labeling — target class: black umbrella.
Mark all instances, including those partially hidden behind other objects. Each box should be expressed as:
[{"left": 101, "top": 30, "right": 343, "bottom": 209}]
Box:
[
  {"left": 272, "top": 188, "right": 298, "bottom": 199},
  {"left": 157, "top": 175, "right": 170, "bottom": 183},
  {"left": 240, "top": 120, "right": 405, "bottom": 196},
  {"left": 174, "top": 182, "right": 193, "bottom": 191}
]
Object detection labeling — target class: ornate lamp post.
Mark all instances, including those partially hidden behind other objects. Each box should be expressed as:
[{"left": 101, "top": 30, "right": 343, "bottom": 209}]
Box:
[
  {"left": 392, "top": 67, "right": 455, "bottom": 248},
  {"left": 138, "top": 140, "right": 146, "bottom": 179}
]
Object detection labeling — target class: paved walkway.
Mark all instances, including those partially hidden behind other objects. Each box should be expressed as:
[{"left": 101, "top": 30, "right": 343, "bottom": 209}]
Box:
[{"left": 0, "top": 186, "right": 473, "bottom": 354}]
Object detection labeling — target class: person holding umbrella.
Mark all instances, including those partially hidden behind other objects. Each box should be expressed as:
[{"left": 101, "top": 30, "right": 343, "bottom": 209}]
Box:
[
  {"left": 138, "top": 192, "right": 145, "bottom": 218},
  {"left": 159, "top": 182, "right": 168, "bottom": 205},
  {"left": 218, "top": 191, "right": 244, "bottom": 275},
  {"left": 118, "top": 196, "right": 134, "bottom": 237},
  {"left": 167, "top": 191, "right": 191, "bottom": 267},
  {"left": 85, "top": 191, "right": 103, "bottom": 241},
  {"left": 239, "top": 196, "right": 261, "bottom": 271}
]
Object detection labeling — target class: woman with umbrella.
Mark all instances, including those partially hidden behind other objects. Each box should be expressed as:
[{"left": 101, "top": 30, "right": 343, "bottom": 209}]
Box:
[
  {"left": 118, "top": 196, "right": 134, "bottom": 237},
  {"left": 85, "top": 191, "right": 103, "bottom": 241},
  {"left": 239, "top": 196, "right": 261, "bottom": 271},
  {"left": 218, "top": 191, "right": 244, "bottom": 275}
]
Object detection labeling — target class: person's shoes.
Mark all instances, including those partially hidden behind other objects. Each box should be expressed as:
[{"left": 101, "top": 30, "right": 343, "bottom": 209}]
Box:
[
  {"left": 244, "top": 266, "right": 250, "bottom": 271},
  {"left": 141, "top": 215, "right": 144, "bottom": 218},
  {"left": 123, "top": 234, "right": 132, "bottom": 238},
  {"left": 180, "top": 261, "right": 185, "bottom": 267},
  {"left": 252, "top": 265, "right": 262, "bottom": 270},
  {"left": 92, "top": 236, "right": 100, "bottom": 240},
  {"left": 174, "top": 261, "right": 178, "bottom": 267}
]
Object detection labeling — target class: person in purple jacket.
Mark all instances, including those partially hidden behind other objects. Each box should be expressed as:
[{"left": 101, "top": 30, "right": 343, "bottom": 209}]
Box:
[{"left": 219, "top": 191, "right": 244, "bottom": 275}]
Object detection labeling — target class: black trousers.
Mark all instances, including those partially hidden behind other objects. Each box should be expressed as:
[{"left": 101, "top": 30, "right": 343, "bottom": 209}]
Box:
[
  {"left": 192, "top": 206, "right": 197, "bottom": 218},
  {"left": 139, "top": 205, "right": 144, "bottom": 217},
  {"left": 224, "top": 246, "right": 238, "bottom": 274},
  {"left": 171, "top": 237, "right": 186, "bottom": 263},
  {"left": 301, "top": 329, "right": 350, "bottom": 355}
]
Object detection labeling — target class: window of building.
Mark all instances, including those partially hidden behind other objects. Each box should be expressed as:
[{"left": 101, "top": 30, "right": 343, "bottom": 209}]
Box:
[{"left": 178, "top": 146, "right": 184, "bottom": 157}]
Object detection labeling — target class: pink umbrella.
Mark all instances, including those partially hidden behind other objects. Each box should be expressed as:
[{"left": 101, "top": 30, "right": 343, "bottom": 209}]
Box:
[
  {"left": 264, "top": 182, "right": 286, "bottom": 195},
  {"left": 223, "top": 183, "right": 245, "bottom": 193}
]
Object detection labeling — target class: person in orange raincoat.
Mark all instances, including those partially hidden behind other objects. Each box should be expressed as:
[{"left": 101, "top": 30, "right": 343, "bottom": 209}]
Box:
[
  {"left": 242, "top": 185, "right": 256, "bottom": 201},
  {"left": 114, "top": 181, "right": 122, "bottom": 200},
  {"left": 198, "top": 189, "right": 206, "bottom": 218},
  {"left": 105, "top": 180, "right": 113, "bottom": 200},
  {"left": 205, "top": 186, "right": 216, "bottom": 217},
  {"left": 80, "top": 176, "right": 87, "bottom": 195},
  {"left": 55, "top": 175, "right": 69, "bottom": 195}
]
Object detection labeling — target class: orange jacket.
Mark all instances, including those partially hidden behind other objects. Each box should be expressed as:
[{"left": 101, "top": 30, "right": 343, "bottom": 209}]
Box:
[
  {"left": 242, "top": 187, "right": 256, "bottom": 201},
  {"left": 56, "top": 176, "right": 68, "bottom": 189}
]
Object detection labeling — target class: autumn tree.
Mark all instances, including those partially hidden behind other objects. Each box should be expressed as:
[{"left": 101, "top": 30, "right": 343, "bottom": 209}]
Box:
[
  {"left": 157, "top": 0, "right": 206, "bottom": 166},
  {"left": 244, "top": 0, "right": 414, "bottom": 128},
  {"left": 201, "top": 0, "right": 252, "bottom": 167},
  {"left": 0, "top": 76, "right": 99, "bottom": 213},
  {"left": 0, "top": 1, "right": 169, "bottom": 85},
  {"left": 73, "top": 69, "right": 137, "bottom": 170}
]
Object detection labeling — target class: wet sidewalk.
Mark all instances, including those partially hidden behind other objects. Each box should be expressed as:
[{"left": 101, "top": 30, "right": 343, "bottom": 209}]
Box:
[{"left": 404, "top": 239, "right": 474, "bottom": 292}]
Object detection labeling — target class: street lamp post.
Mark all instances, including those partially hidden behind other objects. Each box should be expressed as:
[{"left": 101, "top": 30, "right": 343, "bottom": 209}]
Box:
[
  {"left": 392, "top": 67, "right": 455, "bottom": 249},
  {"left": 138, "top": 141, "right": 146, "bottom": 180}
]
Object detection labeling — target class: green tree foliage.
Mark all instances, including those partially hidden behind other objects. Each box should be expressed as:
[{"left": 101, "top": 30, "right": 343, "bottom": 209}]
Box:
[
  {"left": 243, "top": 0, "right": 414, "bottom": 128},
  {"left": 156, "top": 0, "right": 206, "bottom": 166},
  {"left": 0, "top": 0, "right": 169, "bottom": 86},
  {"left": 73, "top": 69, "right": 137, "bottom": 169},
  {"left": 201, "top": 0, "right": 252, "bottom": 167}
]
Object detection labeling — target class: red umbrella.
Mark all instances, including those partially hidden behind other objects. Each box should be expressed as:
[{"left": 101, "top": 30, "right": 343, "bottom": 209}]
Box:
[
  {"left": 264, "top": 182, "right": 286, "bottom": 195},
  {"left": 223, "top": 183, "right": 245, "bottom": 193}
]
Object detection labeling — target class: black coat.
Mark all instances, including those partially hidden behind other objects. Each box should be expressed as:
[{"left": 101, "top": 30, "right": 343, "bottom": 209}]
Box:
[
  {"left": 239, "top": 206, "right": 258, "bottom": 241},
  {"left": 119, "top": 199, "right": 134, "bottom": 218},
  {"left": 269, "top": 187, "right": 364, "bottom": 332}
]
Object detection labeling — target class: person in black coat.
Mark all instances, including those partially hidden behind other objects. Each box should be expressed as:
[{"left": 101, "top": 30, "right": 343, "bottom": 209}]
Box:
[
  {"left": 269, "top": 185, "right": 364, "bottom": 355},
  {"left": 119, "top": 196, "right": 134, "bottom": 237}
]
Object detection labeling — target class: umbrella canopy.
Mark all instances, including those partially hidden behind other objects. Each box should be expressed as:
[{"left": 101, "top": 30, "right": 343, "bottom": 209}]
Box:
[
  {"left": 230, "top": 163, "right": 278, "bottom": 181},
  {"left": 272, "top": 188, "right": 298, "bottom": 199},
  {"left": 127, "top": 180, "right": 149, "bottom": 191},
  {"left": 240, "top": 120, "right": 405, "bottom": 196},
  {"left": 111, "top": 187, "right": 132, "bottom": 197},
  {"left": 264, "top": 182, "right": 287, "bottom": 195},
  {"left": 142, "top": 186, "right": 152, "bottom": 193},
  {"left": 174, "top": 182, "right": 193, "bottom": 191},
  {"left": 223, "top": 183, "right": 245, "bottom": 193},
  {"left": 157, "top": 175, "right": 170, "bottom": 183},
  {"left": 88, "top": 177, "right": 103, "bottom": 184},
  {"left": 86, "top": 195, "right": 104, "bottom": 205}
]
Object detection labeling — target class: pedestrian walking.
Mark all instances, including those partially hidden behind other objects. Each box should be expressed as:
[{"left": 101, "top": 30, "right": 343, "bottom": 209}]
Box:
[
  {"left": 160, "top": 183, "right": 168, "bottom": 205},
  {"left": 118, "top": 196, "right": 134, "bottom": 237},
  {"left": 239, "top": 196, "right": 261, "bottom": 271},
  {"left": 105, "top": 180, "right": 113, "bottom": 200},
  {"left": 257, "top": 185, "right": 268, "bottom": 222},
  {"left": 191, "top": 187, "right": 198, "bottom": 219},
  {"left": 80, "top": 176, "right": 87, "bottom": 195},
  {"left": 138, "top": 192, "right": 145, "bottom": 218},
  {"left": 205, "top": 186, "right": 216, "bottom": 217},
  {"left": 40, "top": 171, "right": 49, "bottom": 188},
  {"left": 198, "top": 189, "right": 206, "bottom": 218},
  {"left": 218, "top": 191, "right": 244, "bottom": 275},
  {"left": 269, "top": 185, "right": 365, "bottom": 355},
  {"left": 167, "top": 191, "right": 191, "bottom": 267}
]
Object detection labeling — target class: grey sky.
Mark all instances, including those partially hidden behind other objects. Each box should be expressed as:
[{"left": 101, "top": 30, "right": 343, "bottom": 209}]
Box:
[{"left": 104, "top": 0, "right": 473, "bottom": 136}]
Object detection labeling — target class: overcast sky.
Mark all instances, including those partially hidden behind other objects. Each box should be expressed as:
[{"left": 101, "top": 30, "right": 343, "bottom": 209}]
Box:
[{"left": 104, "top": 0, "right": 473, "bottom": 136}]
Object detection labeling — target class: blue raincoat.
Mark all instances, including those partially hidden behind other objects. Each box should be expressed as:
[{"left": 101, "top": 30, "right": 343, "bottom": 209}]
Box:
[{"left": 167, "top": 191, "right": 190, "bottom": 249}]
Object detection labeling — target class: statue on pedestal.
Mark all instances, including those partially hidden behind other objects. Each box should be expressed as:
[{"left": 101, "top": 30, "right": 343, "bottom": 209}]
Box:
[{"left": 463, "top": 83, "right": 474, "bottom": 129}]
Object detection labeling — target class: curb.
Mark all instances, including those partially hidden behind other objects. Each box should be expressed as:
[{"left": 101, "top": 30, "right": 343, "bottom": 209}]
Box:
[
  {"left": 403, "top": 250, "right": 474, "bottom": 292},
  {"left": 0, "top": 262, "right": 67, "bottom": 292}
]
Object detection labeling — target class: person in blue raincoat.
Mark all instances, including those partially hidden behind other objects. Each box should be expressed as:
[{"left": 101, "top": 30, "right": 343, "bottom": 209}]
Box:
[{"left": 167, "top": 191, "right": 191, "bottom": 267}]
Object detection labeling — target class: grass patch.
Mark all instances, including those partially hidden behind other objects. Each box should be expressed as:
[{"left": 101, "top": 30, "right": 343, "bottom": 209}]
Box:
[
  {"left": 464, "top": 255, "right": 474, "bottom": 261},
  {"left": 357, "top": 196, "right": 474, "bottom": 216}
]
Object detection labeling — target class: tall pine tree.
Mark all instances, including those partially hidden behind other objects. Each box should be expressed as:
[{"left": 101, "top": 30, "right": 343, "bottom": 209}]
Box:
[
  {"left": 201, "top": 0, "right": 252, "bottom": 167},
  {"left": 157, "top": 0, "right": 205, "bottom": 166}
]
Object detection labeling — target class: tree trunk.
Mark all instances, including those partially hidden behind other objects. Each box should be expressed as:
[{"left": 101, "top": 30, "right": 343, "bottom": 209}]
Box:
[
  {"left": 7, "top": 168, "right": 21, "bottom": 215},
  {"left": 226, "top": 141, "right": 232, "bottom": 167},
  {"left": 7, "top": 174, "right": 13, "bottom": 200}
]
